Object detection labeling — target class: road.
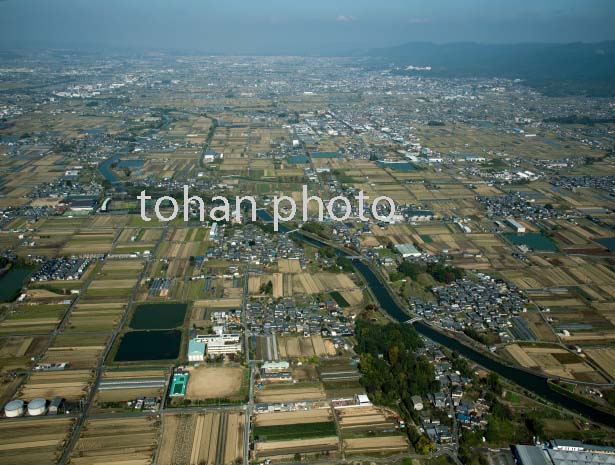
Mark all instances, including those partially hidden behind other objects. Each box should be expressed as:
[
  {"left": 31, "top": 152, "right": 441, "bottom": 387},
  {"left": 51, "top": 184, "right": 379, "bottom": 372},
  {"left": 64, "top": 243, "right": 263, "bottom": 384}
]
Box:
[
  {"left": 58, "top": 225, "right": 169, "bottom": 465},
  {"left": 270, "top": 449, "right": 462, "bottom": 465},
  {"left": 242, "top": 262, "right": 255, "bottom": 465}
]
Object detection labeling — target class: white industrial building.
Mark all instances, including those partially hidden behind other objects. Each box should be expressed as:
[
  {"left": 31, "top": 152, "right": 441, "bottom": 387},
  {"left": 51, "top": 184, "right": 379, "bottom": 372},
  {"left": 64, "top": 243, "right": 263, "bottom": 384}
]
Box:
[
  {"left": 261, "top": 361, "right": 290, "bottom": 373},
  {"left": 394, "top": 243, "right": 422, "bottom": 258},
  {"left": 194, "top": 333, "right": 240, "bottom": 344},
  {"left": 209, "top": 222, "right": 219, "bottom": 240},
  {"left": 506, "top": 218, "right": 526, "bottom": 233},
  {"left": 193, "top": 333, "right": 242, "bottom": 358},
  {"left": 206, "top": 339, "right": 242, "bottom": 356}
]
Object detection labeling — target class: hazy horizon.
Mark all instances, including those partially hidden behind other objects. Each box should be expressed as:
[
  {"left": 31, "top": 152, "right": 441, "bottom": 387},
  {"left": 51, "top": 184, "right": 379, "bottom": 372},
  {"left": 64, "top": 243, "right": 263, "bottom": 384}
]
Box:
[{"left": 1, "top": 0, "right": 615, "bottom": 55}]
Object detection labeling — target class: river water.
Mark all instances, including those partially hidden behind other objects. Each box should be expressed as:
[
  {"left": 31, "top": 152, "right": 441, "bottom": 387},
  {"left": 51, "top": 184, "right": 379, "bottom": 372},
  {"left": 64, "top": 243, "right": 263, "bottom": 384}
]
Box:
[{"left": 256, "top": 209, "right": 615, "bottom": 426}]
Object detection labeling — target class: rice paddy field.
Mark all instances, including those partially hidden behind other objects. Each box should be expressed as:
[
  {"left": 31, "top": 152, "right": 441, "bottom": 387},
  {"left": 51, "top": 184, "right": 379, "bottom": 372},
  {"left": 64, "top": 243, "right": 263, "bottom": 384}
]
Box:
[
  {"left": 275, "top": 335, "right": 331, "bottom": 359},
  {"left": 0, "top": 303, "right": 69, "bottom": 334},
  {"left": 41, "top": 332, "right": 109, "bottom": 369},
  {"left": 60, "top": 229, "right": 116, "bottom": 255},
  {"left": 249, "top": 272, "right": 362, "bottom": 304},
  {"left": 70, "top": 416, "right": 159, "bottom": 465},
  {"left": 586, "top": 348, "right": 615, "bottom": 381},
  {"left": 503, "top": 343, "right": 607, "bottom": 383},
  {"left": 158, "top": 412, "right": 244, "bottom": 465},
  {"left": 83, "top": 259, "right": 143, "bottom": 300},
  {"left": 0, "top": 417, "right": 74, "bottom": 465},
  {"left": 253, "top": 409, "right": 339, "bottom": 459},
  {"left": 255, "top": 382, "right": 326, "bottom": 403},
  {"left": 18, "top": 368, "right": 93, "bottom": 400},
  {"left": 65, "top": 301, "right": 126, "bottom": 332}
]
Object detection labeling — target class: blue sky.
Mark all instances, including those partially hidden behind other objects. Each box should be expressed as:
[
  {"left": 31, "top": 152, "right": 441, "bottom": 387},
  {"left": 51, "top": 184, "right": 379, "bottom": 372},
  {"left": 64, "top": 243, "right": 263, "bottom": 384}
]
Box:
[{"left": 1, "top": 0, "right": 614, "bottom": 53}]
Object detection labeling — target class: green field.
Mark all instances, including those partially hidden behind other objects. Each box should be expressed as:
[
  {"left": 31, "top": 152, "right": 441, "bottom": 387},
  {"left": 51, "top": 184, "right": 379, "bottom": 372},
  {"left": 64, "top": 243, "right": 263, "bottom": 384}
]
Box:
[
  {"left": 330, "top": 291, "right": 350, "bottom": 308},
  {"left": 253, "top": 422, "right": 337, "bottom": 441}
]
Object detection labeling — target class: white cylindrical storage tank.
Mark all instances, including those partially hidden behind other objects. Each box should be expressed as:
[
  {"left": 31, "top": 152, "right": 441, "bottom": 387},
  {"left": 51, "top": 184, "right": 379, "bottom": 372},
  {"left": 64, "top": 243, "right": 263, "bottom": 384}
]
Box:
[
  {"left": 4, "top": 399, "right": 25, "bottom": 418},
  {"left": 27, "top": 398, "right": 47, "bottom": 416}
]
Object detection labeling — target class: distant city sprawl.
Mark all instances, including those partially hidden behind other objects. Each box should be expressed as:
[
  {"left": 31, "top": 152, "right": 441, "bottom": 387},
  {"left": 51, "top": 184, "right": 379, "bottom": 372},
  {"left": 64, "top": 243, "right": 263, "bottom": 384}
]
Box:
[{"left": 137, "top": 186, "right": 396, "bottom": 231}]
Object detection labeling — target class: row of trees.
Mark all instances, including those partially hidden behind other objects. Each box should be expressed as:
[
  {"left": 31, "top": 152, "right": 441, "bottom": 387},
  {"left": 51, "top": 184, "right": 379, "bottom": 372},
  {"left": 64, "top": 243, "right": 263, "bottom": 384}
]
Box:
[{"left": 392, "top": 260, "right": 465, "bottom": 284}]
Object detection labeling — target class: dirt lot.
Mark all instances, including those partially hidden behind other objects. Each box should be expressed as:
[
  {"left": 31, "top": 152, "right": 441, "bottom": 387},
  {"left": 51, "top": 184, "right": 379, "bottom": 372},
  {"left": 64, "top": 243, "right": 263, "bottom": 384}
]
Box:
[
  {"left": 158, "top": 412, "right": 244, "bottom": 465},
  {"left": 185, "top": 366, "right": 244, "bottom": 400}
]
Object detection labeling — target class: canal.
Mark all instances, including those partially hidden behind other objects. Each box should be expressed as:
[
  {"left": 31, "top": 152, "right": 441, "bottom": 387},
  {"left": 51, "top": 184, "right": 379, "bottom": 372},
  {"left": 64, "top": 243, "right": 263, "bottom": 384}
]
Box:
[{"left": 256, "top": 209, "right": 615, "bottom": 426}]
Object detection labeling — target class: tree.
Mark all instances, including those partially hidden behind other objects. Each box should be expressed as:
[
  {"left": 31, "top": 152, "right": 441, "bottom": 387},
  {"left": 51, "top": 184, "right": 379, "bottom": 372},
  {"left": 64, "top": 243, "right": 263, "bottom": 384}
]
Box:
[
  {"left": 355, "top": 320, "right": 437, "bottom": 408},
  {"left": 398, "top": 261, "right": 423, "bottom": 280},
  {"left": 486, "top": 372, "right": 503, "bottom": 396},
  {"left": 415, "top": 434, "right": 436, "bottom": 455},
  {"left": 336, "top": 256, "right": 354, "bottom": 273},
  {"left": 260, "top": 280, "right": 273, "bottom": 295}
]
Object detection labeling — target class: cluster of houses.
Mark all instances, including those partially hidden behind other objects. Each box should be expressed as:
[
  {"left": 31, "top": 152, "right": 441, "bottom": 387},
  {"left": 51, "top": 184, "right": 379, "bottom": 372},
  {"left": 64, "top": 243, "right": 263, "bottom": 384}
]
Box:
[
  {"left": 411, "top": 275, "right": 527, "bottom": 337},
  {"left": 30, "top": 257, "right": 91, "bottom": 282},
  {"left": 551, "top": 175, "right": 615, "bottom": 195},
  {"left": 478, "top": 193, "right": 563, "bottom": 220},
  {"left": 410, "top": 339, "right": 491, "bottom": 444},
  {"left": 247, "top": 298, "right": 354, "bottom": 337},
  {"left": 205, "top": 224, "right": 305, "bottom": 265}
]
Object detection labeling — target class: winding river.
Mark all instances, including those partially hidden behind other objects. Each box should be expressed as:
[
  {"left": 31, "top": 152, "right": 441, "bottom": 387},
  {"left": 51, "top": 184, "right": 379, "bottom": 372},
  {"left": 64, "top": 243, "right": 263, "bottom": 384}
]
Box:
[{"left": 257, "top": 210, "right": 615, "bottom": 426}]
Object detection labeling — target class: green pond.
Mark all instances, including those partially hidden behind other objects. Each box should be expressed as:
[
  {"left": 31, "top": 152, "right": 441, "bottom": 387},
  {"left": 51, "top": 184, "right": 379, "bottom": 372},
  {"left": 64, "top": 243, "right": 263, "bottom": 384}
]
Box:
[
  {"left": 129, "top": 303, "right": 187, "bottom": 330},
  {"left": 0, "top": 266, "right": 32, "bottom": 302},
  {"left": 114, "top": 330, "right": 181, "bottom": 361},
  {"left": 288, "top": 155, "right": 309, "bottom": 164},
  {"left": 504, "top": 233, "right": 558, "bottom": 252},
  {"left": 596, "top": 237, "right": 615, "bottom": 252}
]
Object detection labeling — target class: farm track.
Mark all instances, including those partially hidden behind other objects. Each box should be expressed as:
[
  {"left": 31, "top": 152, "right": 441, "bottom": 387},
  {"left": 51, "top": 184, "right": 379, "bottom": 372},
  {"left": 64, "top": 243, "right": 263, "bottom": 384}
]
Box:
[{"left": 214, "top": 412, "right": 229, "bottom": 465}]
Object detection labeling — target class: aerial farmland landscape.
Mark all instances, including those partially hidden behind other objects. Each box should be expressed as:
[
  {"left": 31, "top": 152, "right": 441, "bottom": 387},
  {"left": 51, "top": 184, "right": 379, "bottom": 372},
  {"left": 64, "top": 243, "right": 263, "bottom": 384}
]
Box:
[{"left": 1, "top": 1, "right": 615, "bottom": 465}]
